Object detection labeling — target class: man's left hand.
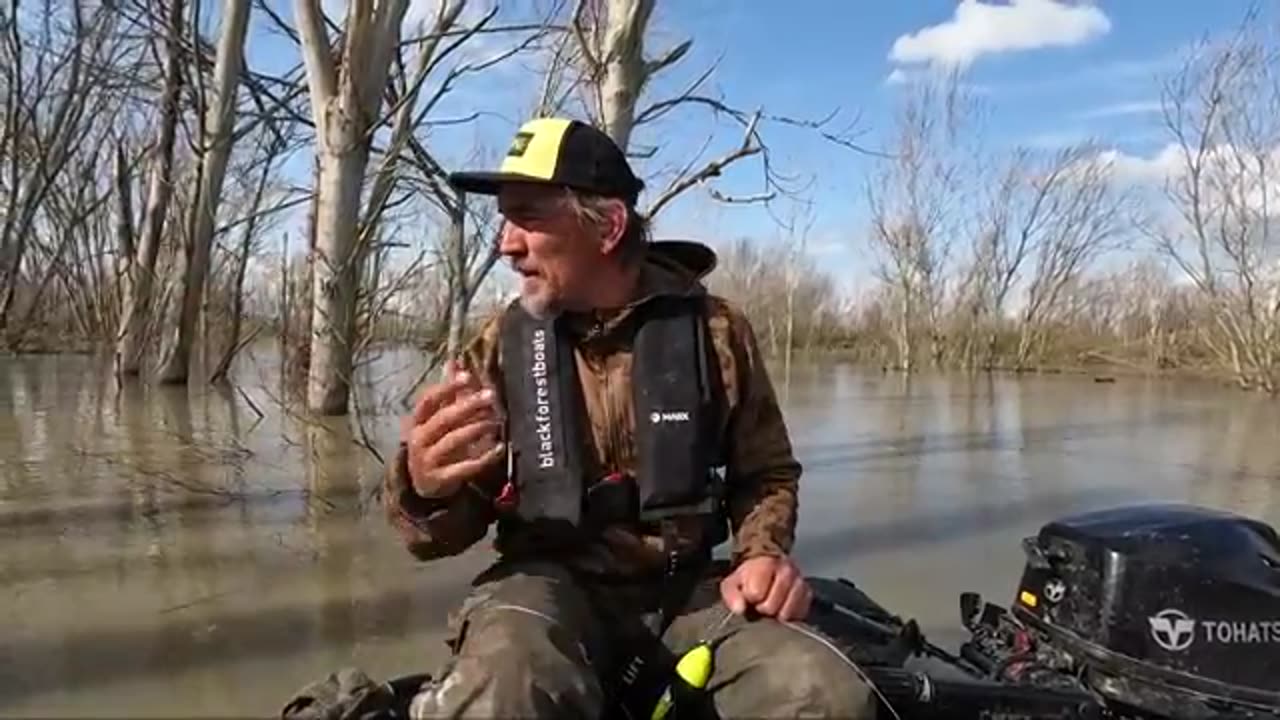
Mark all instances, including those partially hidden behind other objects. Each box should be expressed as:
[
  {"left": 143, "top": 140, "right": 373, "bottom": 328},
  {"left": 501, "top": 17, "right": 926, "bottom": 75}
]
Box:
[{"left": 720, "top": 555, "right": 812, "bottom": 622}]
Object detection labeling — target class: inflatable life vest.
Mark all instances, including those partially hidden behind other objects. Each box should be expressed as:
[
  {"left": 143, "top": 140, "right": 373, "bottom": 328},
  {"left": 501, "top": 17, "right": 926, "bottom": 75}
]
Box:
[{"left": 498, "top": 296, "right": 727, "bottom": 532}]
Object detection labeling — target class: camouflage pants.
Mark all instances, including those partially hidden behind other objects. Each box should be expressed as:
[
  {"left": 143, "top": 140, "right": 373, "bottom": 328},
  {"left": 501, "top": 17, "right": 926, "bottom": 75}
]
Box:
[{"left": 408, "top": 558, "right": 878, "bottom": 719}]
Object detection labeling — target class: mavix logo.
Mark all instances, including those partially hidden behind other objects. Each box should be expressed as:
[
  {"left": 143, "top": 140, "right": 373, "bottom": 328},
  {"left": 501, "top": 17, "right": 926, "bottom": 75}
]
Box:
[
  {"left": 1149, "top": 609, "right": 1196, "bottom": 652},
  {"left": 649, "top": 410, "right": 691, "bottom": 424}
]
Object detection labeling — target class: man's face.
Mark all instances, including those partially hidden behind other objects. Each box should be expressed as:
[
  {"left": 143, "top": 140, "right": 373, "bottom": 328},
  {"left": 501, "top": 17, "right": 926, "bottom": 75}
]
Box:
[{"left": 496, "top": 183, "right": 601, "bottom": 318}]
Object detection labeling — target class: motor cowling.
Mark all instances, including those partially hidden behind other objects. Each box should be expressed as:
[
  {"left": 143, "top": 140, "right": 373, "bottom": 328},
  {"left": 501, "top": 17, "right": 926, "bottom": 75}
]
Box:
[{"left": 1012, "top": 503, "right": 1280, "bottom": 716}]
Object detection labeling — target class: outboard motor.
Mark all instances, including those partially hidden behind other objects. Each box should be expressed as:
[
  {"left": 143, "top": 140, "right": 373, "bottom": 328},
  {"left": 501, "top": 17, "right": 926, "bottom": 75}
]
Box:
[{"left": 1009, "top": 504, "right": 1280, "bottom": 719}]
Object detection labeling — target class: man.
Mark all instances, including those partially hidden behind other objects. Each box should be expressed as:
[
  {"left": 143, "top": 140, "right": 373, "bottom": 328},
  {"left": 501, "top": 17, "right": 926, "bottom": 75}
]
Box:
[{"left": 385, "top": 117, "right": 877, "bottom": 718}]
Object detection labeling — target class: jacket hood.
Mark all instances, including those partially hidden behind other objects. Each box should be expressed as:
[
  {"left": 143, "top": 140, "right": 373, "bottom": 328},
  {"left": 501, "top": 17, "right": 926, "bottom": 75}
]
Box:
[
  {"left": 632, "top": 239, "right": 718, "bottom": 304},
  {"left": 646, "top": 239, "right": 718, "bottom": 283},
  {"left": 562, "top": 239, "right": 718, "bottom": 340}
]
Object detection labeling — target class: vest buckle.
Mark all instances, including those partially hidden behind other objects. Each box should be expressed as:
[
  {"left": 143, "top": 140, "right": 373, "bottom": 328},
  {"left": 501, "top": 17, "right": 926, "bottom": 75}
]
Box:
[
  {"left": 584, "top": 472, "right": 638, "bottom": 526},
  {"left": 494, "top": 480, "right": 519, "bottom": 512}
]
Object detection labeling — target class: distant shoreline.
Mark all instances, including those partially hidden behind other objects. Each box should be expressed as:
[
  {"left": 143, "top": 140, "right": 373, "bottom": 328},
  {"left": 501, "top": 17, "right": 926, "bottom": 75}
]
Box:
[{"left": 0, "top": 339, "right": 1272, "bottom": 398}]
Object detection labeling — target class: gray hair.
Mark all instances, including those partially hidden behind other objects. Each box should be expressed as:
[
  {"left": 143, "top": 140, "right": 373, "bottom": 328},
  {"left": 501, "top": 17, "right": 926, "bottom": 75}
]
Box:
[{"left": 562, "top": 189, "right": 649, "bottom": 262}]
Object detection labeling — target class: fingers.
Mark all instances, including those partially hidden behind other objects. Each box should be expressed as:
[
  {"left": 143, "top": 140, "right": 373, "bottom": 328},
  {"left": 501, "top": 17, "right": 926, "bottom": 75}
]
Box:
[
  {"left": 410, "top": 380, "right": 459, "bottom": 428},
  {"left": 408, "top": 415, "right": 500, "bottom": 493},
  {"left": 719, "top": 574, "right": 747, "bottom": 615},
  {"left": 413, "top": 442, "right": 506, "bottom": 497},
  {"left": 740, "top": 560, "right": 775, "bottom": 606},
  {"left": 724, "top": 557, "right": 810, "bottom": 621},
  {"left": 432, "top": 417, "right": 503, "bottom": 464},
  {"left": 756, "top": 560, "right": 797, "bottom": 617},
  {"left": 410, "top": 363, "right": 479, "bottom": 427},
  {"left": 722, "top": 557, "right": 776, "bottom": 615},
  {"left": 410, "top": 389, "right": 498, "bottom": 452},
  {"left": 408, "top": 395, "right": 494, "bottom": 452},
  {"left": 778, "top": 577, "right": 812, "bottom": 622}
]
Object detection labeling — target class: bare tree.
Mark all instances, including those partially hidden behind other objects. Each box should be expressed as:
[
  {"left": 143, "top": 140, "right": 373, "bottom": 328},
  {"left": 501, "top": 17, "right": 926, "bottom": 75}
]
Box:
[
  {"left": 209, "top": 125, "right": 290, "bottom": 383},
  {"left": 956, "top": 149, "right": 1035, "bottom": 369},
  {"left": 393, "top": 0, "right": 535, "bottom": 368},
  {"left": 0, "top": 0, "right": 126, "bottom": 337},
  {"left": 296, "top": 0, "right": 411, "bottom": 414},
  {"left": 571, "top": 0, "right": 679, "bottom": 149},
  {"left": 1144, "top": 12, "right": 1280, "bottom": 392},
  {"left": 115, "top": 0, "right": 187, "bottom": 377},
  {"left": 1013, "top": 146, "right": 1130, "bottom": 368},
  {"left": 156, "top": 0, "right": 252, "bottom": 384},
  {"left": 866, "top": 72, "right": 970, "bottom": 372},
  {"left": 287, "top": 0, "right": 555, "bottom": 409},
  {"left": 11, "top": 134, "right": 129, "bottom": 345},
  {"left": 704, "top": 231, "right": 840, "bottom": 365},
  {"left": 374, "top": 3, "right": 558, "bottom": 391},
  {"left": 781, "top": 200, "right": 816, "bottom": 376},
  {"left": 955, "top": 143, "right": 1130, "bottom": 370},
  {"left": 565, "top": 0, "right": 869, "bottom": 221}
]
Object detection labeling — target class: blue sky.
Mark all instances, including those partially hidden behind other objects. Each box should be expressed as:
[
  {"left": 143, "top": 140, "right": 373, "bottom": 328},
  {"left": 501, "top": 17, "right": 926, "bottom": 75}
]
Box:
[
  {"left": 635, "top": 0, "right": 1275, "bottom": 289},
  {"left": 243, "top": 0, "right": 1276, "bottom": 295}
]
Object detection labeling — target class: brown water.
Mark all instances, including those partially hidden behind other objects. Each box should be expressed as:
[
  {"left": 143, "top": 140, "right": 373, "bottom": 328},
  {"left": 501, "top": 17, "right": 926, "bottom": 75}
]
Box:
[{"left": 2, "top": 346, "right": 1279, "bottom": 717}]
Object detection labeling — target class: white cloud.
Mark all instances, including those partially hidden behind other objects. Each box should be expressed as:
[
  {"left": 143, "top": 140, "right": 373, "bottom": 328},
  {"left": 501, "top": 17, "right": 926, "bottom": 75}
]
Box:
[
  {"left": 1096, "top": 143, "right": 1185, "bottom": 184},
  {"left": 313, "top": 0, "right": 503, "bottom": 41},
  {"left": 884, "top": 68, "right": 913, "bottom": 86},
  {"left": 1096, "top": 143, "right": 1280, "bottom": 222},
  {"left": 809, "top": 238, "right": 846, "bottom": 258},
  {"left": 1075, "top": 100, "right": 1163, "bottom": 120},
  {"left": 1023, "top": 129, "right": 1090, "bottom": 149},
  {"left": 882, "top": 66, "right": 998, "bottom": 95},
  {"left": 889, "top": 0, "right": 1111, "bottom": 69},
  {"left": 1092, "top": 51, "right": 1187, "bottom": 82}
]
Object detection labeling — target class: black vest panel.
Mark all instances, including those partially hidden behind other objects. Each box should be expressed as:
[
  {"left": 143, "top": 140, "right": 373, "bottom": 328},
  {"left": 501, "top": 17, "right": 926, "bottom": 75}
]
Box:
[
  {"left": 500, "top": 306, "right": 588, "bottom": 526},
  {"left": 500, "top": 297, "right": 723, "bottom": 529}
]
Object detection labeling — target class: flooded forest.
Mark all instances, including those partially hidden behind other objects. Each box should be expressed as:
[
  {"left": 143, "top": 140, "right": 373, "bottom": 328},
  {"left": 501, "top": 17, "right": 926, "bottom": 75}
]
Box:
[{"left": 1, "top": 0, "right": 1279, "bottom": 715}]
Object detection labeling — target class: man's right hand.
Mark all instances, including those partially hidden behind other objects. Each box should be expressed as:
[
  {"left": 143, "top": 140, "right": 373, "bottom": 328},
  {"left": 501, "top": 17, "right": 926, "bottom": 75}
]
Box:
[{"left": 402, "top": 361, "right": 505, "bottom": 499}]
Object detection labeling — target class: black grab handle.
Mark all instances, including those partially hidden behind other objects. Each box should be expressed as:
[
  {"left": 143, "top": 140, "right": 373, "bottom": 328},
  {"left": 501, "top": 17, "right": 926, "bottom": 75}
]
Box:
[{"left": 862, "top": 667, "right": 1106, "bottom": 719}]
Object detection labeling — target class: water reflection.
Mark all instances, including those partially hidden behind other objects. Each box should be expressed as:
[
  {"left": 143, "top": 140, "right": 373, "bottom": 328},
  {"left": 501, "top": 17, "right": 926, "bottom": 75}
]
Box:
[{"left": 2, "top": 350, "right": 1278, "bottom": 715}]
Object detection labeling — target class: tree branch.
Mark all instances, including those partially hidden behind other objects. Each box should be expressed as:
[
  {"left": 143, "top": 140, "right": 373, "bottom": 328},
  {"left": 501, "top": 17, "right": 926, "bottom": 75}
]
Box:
[
  {"left": 400, "top": 21, "right": 566, "bottom": 46},
  {"left": 295, "top": 0, "right": 338, "bottom": 124},
  {"left": 644, "top": 110, "right": 761, "bottom": 218},
  {"left": 572, "top": 0, "right": 601, "bottom": 77},
  {"left": 643, "top": 38, "right": 690, "bottom": 78},
  {"left": 367, "top": 0, "right": 467, "bottom": 139},
  {"left": 632, "top": 59, "right": 717, "bottom": 126}
]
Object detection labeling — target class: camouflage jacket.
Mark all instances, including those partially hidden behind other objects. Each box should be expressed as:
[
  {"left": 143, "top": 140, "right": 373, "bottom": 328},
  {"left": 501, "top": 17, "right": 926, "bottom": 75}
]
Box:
[{"left": 382, "top": 240, "right": 802, "bottom": 577}]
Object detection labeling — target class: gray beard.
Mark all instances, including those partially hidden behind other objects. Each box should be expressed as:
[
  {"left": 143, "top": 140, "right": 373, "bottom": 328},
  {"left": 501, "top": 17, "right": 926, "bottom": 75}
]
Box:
[{"left": 518, "top": 293, "right": 560, "bottom": 320}]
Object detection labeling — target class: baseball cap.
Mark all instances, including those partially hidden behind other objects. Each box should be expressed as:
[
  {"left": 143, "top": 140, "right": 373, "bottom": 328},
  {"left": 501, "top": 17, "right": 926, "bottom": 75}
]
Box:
[{"left": 448, "top": 117, "right": 644, "bottom": 205}]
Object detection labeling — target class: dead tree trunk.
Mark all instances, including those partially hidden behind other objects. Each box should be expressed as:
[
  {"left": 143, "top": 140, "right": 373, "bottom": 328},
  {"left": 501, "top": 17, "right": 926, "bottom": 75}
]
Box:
[
  {"left": 210, "top": 134, "right": 279, "bottom": 383},
  {"left": 157, "top": 0, "right": 251, "bottom": 384},
  {"left": 574, "top": 0, "right": 689, "bottom": 150},
  {"left": 444, "top": 191, "right": 469, "bottom": 359},
  {"left": 296, "top": 0, "right": 410, "bottom": 415},
  {"left": 597, "top": 0, "right": 653, "bottom": 148},
  {"left": 115, "top": 0, "right": 186, "bottom": 377},
  {"left": 112, "top": 140, "right": 135, "bottom": 332},
  {"left": 279, "top": 231, "right": 290, "bottom": 344},
  {"left": 287, "top": 161, "right": 319, "bottom": 383}
]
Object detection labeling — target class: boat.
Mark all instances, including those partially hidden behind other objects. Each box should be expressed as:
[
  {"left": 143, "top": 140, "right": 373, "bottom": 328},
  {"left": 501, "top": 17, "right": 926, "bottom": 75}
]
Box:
[{"left": 283, "top": 503, "right": 1280, "bottom": 719}]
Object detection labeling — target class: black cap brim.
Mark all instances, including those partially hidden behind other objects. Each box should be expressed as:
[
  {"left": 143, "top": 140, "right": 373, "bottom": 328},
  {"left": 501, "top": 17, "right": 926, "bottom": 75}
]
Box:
[{"left": 447, "top": 170, "right": 564, "bottom": 195}]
